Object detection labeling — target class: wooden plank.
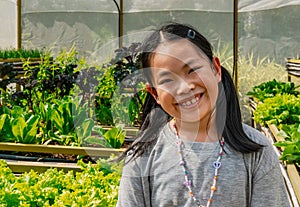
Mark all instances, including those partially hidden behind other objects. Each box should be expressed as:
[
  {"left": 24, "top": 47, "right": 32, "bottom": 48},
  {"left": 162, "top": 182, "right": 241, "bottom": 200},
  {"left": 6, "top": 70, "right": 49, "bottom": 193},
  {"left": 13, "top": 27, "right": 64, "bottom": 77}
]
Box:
[
  {"left": 5, "top": 159, "right": 81, "bottom": 173},
  {"left": 268, "top": 124, "right": 285, "bottom": 142},
  {"left": 287, "top": 164, "right": 300, "bottom": 204},
  {"left": 288, "top": 59, "right": 300, "bottom": 64},
  {"left": 0, "top": 58, "right": 42, "bottom": 63},
  {"left": 0, "top": 142, "right": 124, "bottom": 157}
]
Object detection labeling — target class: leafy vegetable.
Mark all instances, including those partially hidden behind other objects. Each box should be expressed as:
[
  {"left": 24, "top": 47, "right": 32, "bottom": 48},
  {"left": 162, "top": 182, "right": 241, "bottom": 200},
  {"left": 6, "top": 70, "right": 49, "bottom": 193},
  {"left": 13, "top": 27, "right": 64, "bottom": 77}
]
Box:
[
  {"left": 274, "top": 124, "right": 300, "bottom": 165},
  {"left": 253, "top": 94, "right": 300, "bottom": 127},
  {"left": 250, "top": 80, "right": 300, "bottom": 165},
  {"left": 0, "top": 106, "right": 40, "bottom": 143},
  {"left": 247, "top": 79, "right": 300, "bottom": 102},
  {"left": 0, "top": 159, "right": 121, "bottom": 206},
  {"left": 91, "top": 126, "right": 125, "bottom": 149}
]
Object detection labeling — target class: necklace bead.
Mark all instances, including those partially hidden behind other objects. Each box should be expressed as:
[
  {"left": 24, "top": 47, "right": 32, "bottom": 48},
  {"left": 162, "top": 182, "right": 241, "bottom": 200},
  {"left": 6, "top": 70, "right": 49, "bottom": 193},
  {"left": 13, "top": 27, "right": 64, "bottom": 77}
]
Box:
[{"left": 173, "top": 121, "right": 224, "bottom": 207}]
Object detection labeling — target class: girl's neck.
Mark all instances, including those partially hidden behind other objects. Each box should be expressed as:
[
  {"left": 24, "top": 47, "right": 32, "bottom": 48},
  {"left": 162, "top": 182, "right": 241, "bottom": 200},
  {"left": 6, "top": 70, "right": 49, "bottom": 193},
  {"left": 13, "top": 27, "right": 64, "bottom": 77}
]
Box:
[{"left": 171, "top": 118, "right": 219, "bottom": 142}]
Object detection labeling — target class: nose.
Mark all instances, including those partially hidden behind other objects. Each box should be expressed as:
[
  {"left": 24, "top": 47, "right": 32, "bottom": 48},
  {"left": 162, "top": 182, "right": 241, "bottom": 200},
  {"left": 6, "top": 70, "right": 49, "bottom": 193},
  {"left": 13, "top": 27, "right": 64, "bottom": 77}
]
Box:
[{"left": 176, "top": 78, "right": 195, "bottom": 95}]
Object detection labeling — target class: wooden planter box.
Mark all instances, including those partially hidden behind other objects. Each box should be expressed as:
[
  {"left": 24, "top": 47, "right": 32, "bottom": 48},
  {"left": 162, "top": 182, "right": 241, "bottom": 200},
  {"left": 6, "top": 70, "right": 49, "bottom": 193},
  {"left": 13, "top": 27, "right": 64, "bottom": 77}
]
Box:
[
  {"left": 249, "top": 97, "right": 300, "bottom": 206},
  {"left": 0, "top": 142, "right": 125, "bottom": 173},
  {"left": 261, "top": 125, "right": 300, "bottom": 206},
  {"left": 0, "top": 57, "right": 42, "bottom": 62},
  {"left": 0, "top": 57, "right": 45, "bottom": 72},
  {"left": 286, "top": 58, "right": 300, "bottom": 81}
]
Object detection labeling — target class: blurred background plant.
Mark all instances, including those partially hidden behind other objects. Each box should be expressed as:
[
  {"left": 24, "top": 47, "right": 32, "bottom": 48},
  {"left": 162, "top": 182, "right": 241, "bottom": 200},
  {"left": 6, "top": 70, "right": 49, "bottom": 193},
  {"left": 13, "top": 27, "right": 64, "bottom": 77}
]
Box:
[{"left": 0, "top": 48, "right": 45, "bottom": 59}]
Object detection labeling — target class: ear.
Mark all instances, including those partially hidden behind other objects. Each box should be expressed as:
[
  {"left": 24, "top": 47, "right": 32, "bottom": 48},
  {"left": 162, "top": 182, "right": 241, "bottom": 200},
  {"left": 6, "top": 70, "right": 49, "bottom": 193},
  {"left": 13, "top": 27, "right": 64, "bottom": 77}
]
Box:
[
  {"left": 212, "top": 57, "right": 222, "bottom": 82},
  {"left": 146, "top": 83, "right": 160, "bottom": 104}
]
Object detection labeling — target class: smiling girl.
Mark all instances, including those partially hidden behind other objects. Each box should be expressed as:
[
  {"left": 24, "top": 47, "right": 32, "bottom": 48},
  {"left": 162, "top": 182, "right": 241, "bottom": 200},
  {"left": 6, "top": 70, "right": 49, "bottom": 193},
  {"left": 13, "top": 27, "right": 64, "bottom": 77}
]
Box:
[{"left": 116, "top": 22, "right": 290, "bottom": 207}]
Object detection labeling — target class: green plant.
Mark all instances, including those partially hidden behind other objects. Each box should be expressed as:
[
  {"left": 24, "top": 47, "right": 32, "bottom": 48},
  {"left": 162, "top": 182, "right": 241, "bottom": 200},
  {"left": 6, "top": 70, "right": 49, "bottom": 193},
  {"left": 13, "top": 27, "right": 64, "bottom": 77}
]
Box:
[
  {"left": 0, "top": 159, "right": 121, "bottom": 206},
  {"left": 0, "top": 106, "right": 40, "bottom": 144},
  {"left": 247, "top": 79, "right": 300, "bottom": 102},
  {"left": 47, "top": 96, "right": 94, "bottom": 146},
  {"left": 110, "top": 83, "right": 146, "bottom": 126},
  {"left": 95, "top": 43, "right": 145, "bottom": 126},
  {"left": 0, "top": 96, "right": 95, "bottom": 146},
  {"left": 0, "top": 62, "right": 18, "bottom": 106},
  {"left": 274, "top": 124, "right": 300, "bottom": 165},
  {"left": 111, "top": 42, "right": 142, "bottom": 84},
  {"left": 11, "top": 45, "right": 84, "bottom": 109},
  {"left": 95, "top": 65, "right": 116, "bottom": 126},
  {"left": 89, "top": 126, "right": 125, "bottom": 149},
  {"left": 253, "top": 94, "right": 300, "bottom": 127},
  {"left": 237, "top": 53, "right": 288, "bottom": 124},
  {"left": 0, "top": 48, "right": 44, "bottom": 59},
  {"left": 32, "top": 100, "right": 54, "bottom": 143}
]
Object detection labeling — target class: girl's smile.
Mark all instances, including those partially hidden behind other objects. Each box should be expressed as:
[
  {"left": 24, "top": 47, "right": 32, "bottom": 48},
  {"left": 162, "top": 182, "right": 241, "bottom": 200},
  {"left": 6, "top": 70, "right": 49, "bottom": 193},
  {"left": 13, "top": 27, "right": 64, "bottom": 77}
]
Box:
[{"left": 175, "top": 93, "right": 203, "bottom": 109}]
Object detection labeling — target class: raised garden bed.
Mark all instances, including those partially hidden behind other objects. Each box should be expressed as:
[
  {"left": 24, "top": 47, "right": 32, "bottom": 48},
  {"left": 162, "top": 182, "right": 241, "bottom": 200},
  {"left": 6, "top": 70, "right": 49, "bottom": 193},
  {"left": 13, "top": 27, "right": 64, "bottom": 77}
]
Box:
[
  {"left": 261, "top": 124, "right": 300, "bottom": 206},
  {"left": 249, "top": 95, "right": 300, "bottom": 206},
  {"left": 0, "top": 142, "right": 125, "bottom": 173}
]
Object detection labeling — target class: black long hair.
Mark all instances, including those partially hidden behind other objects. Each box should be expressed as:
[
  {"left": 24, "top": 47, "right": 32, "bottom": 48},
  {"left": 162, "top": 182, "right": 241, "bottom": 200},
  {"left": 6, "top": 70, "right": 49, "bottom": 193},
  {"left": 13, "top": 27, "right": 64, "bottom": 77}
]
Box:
[{"left": 117, "top": 22, "right": 263, "bottom": 163}]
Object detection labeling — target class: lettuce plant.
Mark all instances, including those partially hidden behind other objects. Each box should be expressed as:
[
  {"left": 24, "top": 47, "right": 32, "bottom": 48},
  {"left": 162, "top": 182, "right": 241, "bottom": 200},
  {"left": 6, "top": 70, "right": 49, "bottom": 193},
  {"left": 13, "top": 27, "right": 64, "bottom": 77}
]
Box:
[{"left": 0, "top": 159, "right": 121, "bottom": 206}]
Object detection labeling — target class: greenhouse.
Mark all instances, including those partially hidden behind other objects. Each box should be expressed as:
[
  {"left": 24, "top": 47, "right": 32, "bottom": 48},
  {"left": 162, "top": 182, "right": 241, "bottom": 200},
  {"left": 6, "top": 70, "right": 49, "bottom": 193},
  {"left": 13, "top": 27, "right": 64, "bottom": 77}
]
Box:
[{"left": 0, "top": 0, "right": 300, "bottom": 206}]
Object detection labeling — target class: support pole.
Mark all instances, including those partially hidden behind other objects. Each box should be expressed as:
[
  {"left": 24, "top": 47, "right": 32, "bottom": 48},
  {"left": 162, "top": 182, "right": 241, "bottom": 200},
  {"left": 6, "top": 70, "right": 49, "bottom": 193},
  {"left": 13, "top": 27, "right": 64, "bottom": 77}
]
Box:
[
  {"left": 17, "top": 0, "right": 22, "bottom": 49},
  {"left": 119, "top": 0, "right": 123, "bottom": 48},
  {"left": 233, "top": 0, "right": 238, "bottom": 90},
  {"left": 113, "top": 0, "right": 123, "bottom": 48}
]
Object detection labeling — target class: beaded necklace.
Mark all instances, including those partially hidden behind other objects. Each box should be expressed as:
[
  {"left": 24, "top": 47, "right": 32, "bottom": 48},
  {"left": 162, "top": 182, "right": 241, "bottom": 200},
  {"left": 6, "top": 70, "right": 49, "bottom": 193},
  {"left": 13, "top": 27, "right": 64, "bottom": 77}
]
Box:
[{"left": 173, "top": 121, "right": 224, "bottom": 207}]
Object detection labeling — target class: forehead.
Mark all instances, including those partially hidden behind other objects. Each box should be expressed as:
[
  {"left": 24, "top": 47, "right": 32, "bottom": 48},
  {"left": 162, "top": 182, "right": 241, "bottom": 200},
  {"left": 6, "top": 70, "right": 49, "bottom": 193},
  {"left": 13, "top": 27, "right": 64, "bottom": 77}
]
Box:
[{"left": 150, "top": 39, "right": 209, "bottom": 68}]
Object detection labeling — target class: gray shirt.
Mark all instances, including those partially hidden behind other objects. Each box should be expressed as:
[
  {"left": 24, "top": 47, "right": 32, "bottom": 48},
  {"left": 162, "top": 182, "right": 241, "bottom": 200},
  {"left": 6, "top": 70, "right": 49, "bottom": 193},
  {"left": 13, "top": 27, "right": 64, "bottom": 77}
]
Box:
[{"left": 117, "top": 124, "right": 291, "bottom": 207}]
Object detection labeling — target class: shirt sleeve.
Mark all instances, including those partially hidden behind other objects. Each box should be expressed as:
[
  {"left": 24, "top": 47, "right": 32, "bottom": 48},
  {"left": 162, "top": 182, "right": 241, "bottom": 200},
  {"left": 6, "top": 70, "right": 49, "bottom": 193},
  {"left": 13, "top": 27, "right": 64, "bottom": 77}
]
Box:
[
  {"left": 249, "top": 138, "right": 291, "bottom": 206},
  {"left": 251, "top": 163, "right": 292, "bottom": 207},
  {"left": 116, "top": 156, "right": 151, "bottom": 207}
]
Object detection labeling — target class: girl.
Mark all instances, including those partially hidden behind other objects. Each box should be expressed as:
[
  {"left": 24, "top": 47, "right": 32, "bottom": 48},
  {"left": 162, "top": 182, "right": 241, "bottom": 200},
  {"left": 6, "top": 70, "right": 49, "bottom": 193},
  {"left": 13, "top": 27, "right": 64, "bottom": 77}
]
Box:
[{"left": 116, "top": 22, "right": 291, "bottom": 207}]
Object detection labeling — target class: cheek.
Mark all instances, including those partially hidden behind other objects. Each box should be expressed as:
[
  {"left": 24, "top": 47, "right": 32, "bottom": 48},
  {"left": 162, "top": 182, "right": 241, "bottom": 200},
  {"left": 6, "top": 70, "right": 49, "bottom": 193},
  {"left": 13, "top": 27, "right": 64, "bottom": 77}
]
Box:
[
  {"left": 156, "top": 90, "right": 177, "bottom": 109},
  {"left": 157, "top": 90, "right": 173, "bottom": 101},
  {"left": 206, "top": 82, "right": 219, "bottom": 106},
  {"left": 197, "top": 73, "right": 219, "bottom": 102},
  {"left": 156, "top": 84, "right": 176, "bottom": 98}
]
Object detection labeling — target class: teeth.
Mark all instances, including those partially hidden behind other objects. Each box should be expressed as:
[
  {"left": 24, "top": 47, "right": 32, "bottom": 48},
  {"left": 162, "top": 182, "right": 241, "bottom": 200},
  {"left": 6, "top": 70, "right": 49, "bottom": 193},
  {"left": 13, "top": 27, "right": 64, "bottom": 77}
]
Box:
[{"left": 181, "top": 96, "right": 199, "bottom": 106}]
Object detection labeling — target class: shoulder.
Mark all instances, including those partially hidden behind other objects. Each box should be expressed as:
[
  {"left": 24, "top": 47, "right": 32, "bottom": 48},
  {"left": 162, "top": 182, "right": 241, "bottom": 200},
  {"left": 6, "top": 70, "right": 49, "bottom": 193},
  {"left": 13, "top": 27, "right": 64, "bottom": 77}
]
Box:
[
  {"left": 241, "top": 124, "right": 282, "bottom": 178},
  {"left": 242, "top": 123, "right": 272, "bottom": 146},
  {"left": 122, "top": 124, "right": 168, "bottom": 175}
]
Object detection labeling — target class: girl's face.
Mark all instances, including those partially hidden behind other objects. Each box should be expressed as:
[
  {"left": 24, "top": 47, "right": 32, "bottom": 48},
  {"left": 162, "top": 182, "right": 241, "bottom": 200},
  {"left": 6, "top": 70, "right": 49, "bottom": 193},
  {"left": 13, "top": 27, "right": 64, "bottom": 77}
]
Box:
[{"left": 148, "top": 39, "right": 222, "bottom": 124}]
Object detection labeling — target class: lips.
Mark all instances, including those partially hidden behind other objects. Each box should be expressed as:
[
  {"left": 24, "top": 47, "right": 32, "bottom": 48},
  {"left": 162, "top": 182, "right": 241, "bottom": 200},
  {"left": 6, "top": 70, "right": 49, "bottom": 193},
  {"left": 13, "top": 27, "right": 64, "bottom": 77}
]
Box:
[{"left": 177, "top": 93, "right": 203, "bottom": 109}]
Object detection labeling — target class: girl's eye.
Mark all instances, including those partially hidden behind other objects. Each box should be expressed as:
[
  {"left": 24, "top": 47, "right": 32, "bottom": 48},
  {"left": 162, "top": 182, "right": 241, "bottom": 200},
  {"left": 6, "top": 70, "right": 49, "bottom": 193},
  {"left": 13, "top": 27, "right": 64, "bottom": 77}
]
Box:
[
  {"left": 158, "top": 79, "right": 173, "bottom": 85},
  {"left": 188, "top": 67, "right": 201, "bottom": 74}
]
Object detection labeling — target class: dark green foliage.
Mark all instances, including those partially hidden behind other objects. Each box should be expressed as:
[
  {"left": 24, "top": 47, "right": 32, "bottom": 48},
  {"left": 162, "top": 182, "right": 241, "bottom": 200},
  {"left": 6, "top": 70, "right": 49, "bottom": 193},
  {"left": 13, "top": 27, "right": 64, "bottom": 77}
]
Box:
[
  {"left": 274, "top": 124, "right": 300, "bottom": 165},
  {"left": 95, "top": 42, "right": 146, "bottom": 126},
  {"left": 0, "top": 62, "right": 18, "bottom": 94},
  {"left": 247, "top": 79, "right": 300, "bottom": 102},
  {"left": 11, "top": 46, "right": 81, "bottom": 109}
]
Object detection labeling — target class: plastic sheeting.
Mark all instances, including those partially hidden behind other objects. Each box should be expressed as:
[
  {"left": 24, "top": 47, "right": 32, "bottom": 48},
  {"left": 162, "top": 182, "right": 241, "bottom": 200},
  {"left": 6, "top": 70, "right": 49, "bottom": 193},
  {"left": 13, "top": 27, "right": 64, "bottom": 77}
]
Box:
[
  {"left": 0, "top": 0, "right": 300, "bottom": 64},
  {"left": 0, "top": 0, "right": 17, "bottom": 48}
]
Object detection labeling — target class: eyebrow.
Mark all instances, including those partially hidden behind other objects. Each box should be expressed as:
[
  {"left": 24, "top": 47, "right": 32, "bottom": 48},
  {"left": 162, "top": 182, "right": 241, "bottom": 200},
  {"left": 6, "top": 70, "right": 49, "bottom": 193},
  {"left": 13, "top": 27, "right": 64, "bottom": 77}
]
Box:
[
  {"left": 184, "top": 59, "right": 200, "bottom": 67},
  {"left": 157, "top": 70, "right": 172, "bottom": 78},
  {"left": 155, "top": 58, "right": 202, "bottom": 79}
]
